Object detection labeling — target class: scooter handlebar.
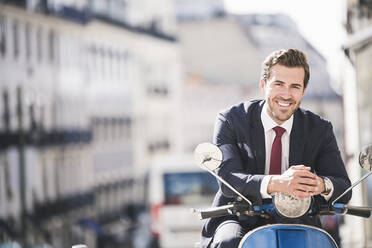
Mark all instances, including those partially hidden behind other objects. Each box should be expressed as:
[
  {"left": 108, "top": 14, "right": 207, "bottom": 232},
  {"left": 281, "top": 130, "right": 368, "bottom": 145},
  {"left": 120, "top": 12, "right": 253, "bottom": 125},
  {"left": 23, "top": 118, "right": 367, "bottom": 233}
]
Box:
[
  {"left": 328, "top": 203, "right": 372, "bottom": 218},
  {"left": 345, "top": 205, "right": 372, "bottom": 218},
  {"left": 194, "top": 201, "right": 372, "bottom": 221},
  {"left": 194, "top": 204, "right": 236, "bottom": 220}
]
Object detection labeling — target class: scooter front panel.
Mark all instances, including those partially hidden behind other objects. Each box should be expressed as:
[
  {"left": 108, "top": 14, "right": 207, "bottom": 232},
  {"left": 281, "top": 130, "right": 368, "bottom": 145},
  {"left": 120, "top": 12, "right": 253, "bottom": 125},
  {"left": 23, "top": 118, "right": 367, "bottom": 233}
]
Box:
[{"left": 239, "top": 224, "right": 338, "bottom": 248}]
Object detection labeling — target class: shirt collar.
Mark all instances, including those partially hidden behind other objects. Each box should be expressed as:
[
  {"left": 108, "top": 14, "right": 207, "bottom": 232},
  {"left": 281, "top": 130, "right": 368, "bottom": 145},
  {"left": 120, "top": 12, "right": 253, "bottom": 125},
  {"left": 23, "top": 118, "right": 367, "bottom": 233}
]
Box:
[{"left": 261, "top": 102, "right": 293, "bottom": 134}]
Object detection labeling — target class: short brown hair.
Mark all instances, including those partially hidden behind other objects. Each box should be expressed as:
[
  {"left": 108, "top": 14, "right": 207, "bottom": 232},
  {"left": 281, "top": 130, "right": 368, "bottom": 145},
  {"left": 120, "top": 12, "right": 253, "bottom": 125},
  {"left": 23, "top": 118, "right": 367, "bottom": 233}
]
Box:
[{"left": 261, "top": 49, "right": 310, "bottom": 88}]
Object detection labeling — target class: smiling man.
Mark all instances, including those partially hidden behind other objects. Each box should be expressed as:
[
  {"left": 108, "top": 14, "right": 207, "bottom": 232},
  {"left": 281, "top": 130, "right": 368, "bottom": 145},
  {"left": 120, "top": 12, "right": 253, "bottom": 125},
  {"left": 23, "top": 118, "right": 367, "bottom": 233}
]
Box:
[{"left": 201, "top": 49, "right": 351, "bottom": 248}]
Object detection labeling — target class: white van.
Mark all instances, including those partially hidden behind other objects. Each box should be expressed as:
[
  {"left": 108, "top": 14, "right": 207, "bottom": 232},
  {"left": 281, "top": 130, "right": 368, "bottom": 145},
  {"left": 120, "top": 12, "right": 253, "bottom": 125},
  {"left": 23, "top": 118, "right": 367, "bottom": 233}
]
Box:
[{"left": 147, "top": 154, "right": 219, "bottom": 248}]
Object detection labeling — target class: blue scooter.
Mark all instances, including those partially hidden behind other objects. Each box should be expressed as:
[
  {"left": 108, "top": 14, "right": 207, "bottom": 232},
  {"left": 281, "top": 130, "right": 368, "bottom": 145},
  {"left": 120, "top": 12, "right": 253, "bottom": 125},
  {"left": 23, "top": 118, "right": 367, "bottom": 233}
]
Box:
[{"left": 193, "top": 143, "right": 372, "bottom": 248}]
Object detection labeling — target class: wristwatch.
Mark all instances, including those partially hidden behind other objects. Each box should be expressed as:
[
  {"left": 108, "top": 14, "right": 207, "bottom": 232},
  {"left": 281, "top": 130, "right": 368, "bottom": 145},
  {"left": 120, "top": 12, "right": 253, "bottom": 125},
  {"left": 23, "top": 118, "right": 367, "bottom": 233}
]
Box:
[{"left": 321, "top": 176, "right": 332, "bottom": 195}]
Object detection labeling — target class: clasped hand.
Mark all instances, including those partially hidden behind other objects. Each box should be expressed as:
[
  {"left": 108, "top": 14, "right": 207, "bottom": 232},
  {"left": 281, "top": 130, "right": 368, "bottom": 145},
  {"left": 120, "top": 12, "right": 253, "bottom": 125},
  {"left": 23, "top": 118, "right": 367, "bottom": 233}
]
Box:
[{"left": 267, "top": 165, "right": 325, "bottom": 199}]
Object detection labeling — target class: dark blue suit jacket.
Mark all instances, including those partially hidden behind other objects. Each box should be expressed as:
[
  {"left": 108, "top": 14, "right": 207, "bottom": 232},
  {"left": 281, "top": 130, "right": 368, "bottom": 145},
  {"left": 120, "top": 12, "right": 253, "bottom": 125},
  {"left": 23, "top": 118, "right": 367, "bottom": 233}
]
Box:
[{"left": 201, "top": 100, "right": 351, "bottom": 247}]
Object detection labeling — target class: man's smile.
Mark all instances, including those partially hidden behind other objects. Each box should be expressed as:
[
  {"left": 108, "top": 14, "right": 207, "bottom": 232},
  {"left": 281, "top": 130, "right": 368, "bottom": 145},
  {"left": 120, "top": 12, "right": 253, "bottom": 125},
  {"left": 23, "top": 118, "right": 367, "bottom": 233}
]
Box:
[
  {"left": 277, "top": 101, "right": 290, "bottom": 107},
  {"left": 274, "top": 99, "right": 295, "bottom": 109}
]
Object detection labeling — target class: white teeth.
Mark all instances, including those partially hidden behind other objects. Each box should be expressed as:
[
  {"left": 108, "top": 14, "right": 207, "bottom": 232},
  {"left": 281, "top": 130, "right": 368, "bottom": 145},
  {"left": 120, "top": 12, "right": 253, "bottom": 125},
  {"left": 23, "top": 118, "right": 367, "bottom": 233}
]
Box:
[{"left": 278, "top": 102, "right": 290, "bottom": 107}]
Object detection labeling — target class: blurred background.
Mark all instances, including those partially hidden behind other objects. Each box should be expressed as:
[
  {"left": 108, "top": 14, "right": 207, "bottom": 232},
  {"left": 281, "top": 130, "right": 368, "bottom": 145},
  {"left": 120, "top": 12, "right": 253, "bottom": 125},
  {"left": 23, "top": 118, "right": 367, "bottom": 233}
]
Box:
[{"left": 0, "top": 0, "right": 371, "bottom": 247}]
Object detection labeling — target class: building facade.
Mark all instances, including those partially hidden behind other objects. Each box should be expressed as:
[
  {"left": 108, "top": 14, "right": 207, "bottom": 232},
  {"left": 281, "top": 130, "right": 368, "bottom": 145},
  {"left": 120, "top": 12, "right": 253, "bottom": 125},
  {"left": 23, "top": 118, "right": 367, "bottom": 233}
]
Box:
[
  {"left": 0, "top": 0, "right": 181, "bottom": 247},
  {"left": 342, "top": 0, "right": 372, "bottom": 247}
]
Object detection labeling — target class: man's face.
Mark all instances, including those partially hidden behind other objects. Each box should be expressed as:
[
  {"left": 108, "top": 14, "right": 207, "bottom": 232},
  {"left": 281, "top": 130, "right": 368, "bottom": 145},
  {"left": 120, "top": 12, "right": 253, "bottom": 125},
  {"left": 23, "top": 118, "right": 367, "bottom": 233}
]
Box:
[{"left": 260, "top": 64, "right": 306, "bottom": 125}]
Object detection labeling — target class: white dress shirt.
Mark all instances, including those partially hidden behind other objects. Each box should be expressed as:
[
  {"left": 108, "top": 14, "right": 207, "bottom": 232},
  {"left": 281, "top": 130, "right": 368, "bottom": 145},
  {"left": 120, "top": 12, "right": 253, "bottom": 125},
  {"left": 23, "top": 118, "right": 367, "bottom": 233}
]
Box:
[{"left": 259, "top": 102, "right": 333, "bottom": 200}]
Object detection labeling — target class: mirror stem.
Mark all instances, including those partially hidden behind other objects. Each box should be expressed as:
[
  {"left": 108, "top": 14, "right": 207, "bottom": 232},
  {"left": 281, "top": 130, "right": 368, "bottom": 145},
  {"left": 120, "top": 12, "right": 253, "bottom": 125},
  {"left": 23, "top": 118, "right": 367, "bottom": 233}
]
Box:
[
  {"left": 201, "top": 162, "right": 252, "bottom": 206},
  {"left": 332, "top": 170, "right": 372, "bottom": 206}
]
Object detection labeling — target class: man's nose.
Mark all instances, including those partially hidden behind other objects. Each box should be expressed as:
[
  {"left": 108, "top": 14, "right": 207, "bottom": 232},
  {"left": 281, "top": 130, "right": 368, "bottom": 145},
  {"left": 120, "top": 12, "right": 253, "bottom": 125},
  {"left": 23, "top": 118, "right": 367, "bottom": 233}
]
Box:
[{"left": 279, "top": 87, "right": 291, "bottom": 99}]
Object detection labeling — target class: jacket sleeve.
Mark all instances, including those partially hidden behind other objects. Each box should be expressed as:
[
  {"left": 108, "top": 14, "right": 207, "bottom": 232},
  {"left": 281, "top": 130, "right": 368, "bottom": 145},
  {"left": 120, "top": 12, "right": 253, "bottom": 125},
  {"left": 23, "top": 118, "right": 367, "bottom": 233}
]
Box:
[
  {"left": 213, "top": 112, "right": 265, "bottom": 203},
  {"left": 315, "top": 121, "right": 352, "bottom": 203}
]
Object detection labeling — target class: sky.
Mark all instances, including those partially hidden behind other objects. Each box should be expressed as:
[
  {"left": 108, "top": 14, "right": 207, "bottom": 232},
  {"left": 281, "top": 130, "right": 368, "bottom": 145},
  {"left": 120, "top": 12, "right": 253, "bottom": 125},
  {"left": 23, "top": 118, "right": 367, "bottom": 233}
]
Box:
[{"left": 223, "top": 0, "right": 347, "bottom": 86}]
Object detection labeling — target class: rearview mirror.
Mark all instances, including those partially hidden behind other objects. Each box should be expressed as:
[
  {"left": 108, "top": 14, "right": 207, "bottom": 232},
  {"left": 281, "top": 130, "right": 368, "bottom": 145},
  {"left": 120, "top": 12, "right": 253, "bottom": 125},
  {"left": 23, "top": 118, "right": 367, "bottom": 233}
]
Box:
[
  {"left": 359, "top": 144, "right": 372, "bottom": 171},
  {"left": 194, "top": 143, "right": 223, "bottom": 170}
]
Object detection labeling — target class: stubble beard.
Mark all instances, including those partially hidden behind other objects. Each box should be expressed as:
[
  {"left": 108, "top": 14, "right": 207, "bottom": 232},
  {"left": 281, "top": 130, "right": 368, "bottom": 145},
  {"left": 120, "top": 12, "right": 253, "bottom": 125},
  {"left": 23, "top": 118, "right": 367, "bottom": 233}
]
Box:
[{"left": 268, "top": 98, "right": 301, "bottom": 124}]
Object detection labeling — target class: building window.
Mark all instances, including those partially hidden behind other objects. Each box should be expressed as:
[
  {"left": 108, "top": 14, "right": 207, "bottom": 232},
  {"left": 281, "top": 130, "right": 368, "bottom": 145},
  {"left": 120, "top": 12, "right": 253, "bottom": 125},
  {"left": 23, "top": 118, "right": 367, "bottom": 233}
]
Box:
[
  {"left": 36, "top": 27, "right": 42, "bottom": 62},
  {"left": 25, "top": 22, "right": 31, "bottom": 62},
  {"left": 147, "top": 139, "right": 170, "bottom": 153},
  {"left": 0, "top": 15, "right": 6, "bottom": 57},
  {"left": 90, "top": 45, "right": 97, "bottom": 76},
  {"left": 147, "top": 84, "right": 169, "bottom": 97},
  {"left": 2, "top": 89, "right": 10, "bottom": 131},
  {"left": 48, "top": 30, "right": 55, "bottom": 63},
  {"left": 108, "top": 49, "right": 113, "bottom": 79},
  {"left": 100, "top": 47, "right": 105, "bottom": 77},
  {"left": 123, "top": 117, "right": 131, "bottom": 138},
  {"left": 41, "top": 155, "right": 48, "bottom": 201},
  {"left": 115, "top": 52, "right": 120, "bottom": 80},
  {"left": 120, "top": 51, "right": 129, "bottom": 80},
  {"left": 13, "top": 20, "right": 19, "bottom": 59}
]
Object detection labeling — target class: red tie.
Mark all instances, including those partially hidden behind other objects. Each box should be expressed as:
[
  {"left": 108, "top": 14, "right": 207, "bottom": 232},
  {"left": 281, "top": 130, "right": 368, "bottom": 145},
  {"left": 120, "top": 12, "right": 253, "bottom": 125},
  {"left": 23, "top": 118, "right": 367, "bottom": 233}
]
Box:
[{"left": 269, "top": 126, "right": 286, "bottom": 175}]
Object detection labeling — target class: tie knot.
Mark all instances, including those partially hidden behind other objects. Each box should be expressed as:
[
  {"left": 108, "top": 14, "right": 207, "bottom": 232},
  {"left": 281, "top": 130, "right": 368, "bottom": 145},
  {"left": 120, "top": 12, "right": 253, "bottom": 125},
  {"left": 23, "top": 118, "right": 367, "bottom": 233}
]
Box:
[{"left": 273, "top": 126, "right": 285, "bottom": 137}]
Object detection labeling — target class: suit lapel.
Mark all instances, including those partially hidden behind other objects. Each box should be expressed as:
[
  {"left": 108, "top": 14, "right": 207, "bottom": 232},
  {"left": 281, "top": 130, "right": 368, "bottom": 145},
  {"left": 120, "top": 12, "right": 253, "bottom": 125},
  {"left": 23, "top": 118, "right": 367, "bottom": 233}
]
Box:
[
  {"left": 249, "top": 101, "right": 266, "bottom": 174},
  {"left": 289, "top": 109, "right": 305, "bottom": 167}
]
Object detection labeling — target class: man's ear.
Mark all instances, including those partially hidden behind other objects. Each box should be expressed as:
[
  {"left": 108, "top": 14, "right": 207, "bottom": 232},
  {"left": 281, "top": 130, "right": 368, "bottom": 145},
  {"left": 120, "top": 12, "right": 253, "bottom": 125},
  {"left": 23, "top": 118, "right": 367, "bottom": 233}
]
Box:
[
  {"left": 260, "top": 79, "right": 265, "bottom": 93},
  {"left": 302, "top": 85, "right": 307, "bottom": 95}
]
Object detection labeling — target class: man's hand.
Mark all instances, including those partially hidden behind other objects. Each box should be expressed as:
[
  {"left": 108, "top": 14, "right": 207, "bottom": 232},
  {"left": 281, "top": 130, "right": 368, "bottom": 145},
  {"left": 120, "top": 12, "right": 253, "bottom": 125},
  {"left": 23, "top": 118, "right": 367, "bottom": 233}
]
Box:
[{"left": 267, "top": 165, "right": 325, "bottom": 199}]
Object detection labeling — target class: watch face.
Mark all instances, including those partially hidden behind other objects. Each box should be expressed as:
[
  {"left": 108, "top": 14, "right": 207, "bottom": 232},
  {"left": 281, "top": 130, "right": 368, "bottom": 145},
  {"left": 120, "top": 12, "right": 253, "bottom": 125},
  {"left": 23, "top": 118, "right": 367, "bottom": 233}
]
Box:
[
  {"left": 324, "top": 178, "right": 332, "bottom": 193},
  {"left": 273, "top": 192, "right": 312, "bottom": 218}
]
